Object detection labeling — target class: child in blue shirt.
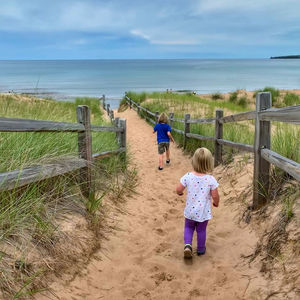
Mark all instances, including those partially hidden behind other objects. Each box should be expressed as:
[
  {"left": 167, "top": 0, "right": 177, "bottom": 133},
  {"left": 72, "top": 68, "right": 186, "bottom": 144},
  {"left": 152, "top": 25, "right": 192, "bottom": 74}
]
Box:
[{"left": 153, "top": 113, "right": 175, "bottom": 170}]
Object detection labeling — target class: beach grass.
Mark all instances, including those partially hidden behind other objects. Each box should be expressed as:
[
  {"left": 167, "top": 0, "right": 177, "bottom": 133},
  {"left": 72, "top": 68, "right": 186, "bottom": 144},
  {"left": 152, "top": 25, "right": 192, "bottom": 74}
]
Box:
[
  {"left": 0, "top": 94, "right": 130, "bottom": 298},
  {"left": 283, "top": 93, "right": 300, "bottom": 106},
  {"left": 0, "top": 95, "right": 118, "bottom": 172},
  {"left": 124, "top": 91, "right": 300, "bottom": 163},
  {"left": 253, "top": 86, "right": 280, "bottom": 104}
]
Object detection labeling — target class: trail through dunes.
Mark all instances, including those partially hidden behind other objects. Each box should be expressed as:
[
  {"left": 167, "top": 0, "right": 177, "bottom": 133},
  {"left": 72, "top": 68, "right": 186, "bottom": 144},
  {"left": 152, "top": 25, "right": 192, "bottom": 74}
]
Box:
[{"left": 41, "top": 108, "right": 270, "bottom": 300}]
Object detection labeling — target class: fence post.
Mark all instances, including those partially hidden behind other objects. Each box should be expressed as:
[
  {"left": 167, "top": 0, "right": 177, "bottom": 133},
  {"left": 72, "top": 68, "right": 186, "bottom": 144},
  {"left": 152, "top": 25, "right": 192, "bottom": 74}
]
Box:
[
  {"left": 155, "top": 111, "right": 159, "bottom": 123},
  {"left": 169, "top": 112, "right": 174, "bottom": 128},
  {"left": 110, "top": 110, "right": 114, "bottom": 121},
  {"left": 137, "top": 104, "right": 140, "bottom": 115},
  {"left": 76, "top": 105, "right": 94, "bottom": 199},
  {"left": 114, "top": 117, "right": 121, "bottom": 146},
  {"left": 214, "top": 109, "right": 223, "bottom": 167},
  {"left": 107, "top": 104, "right": 110, "bottom": 116},
  {"left": 119, "top": 119, "right": 127, "bottom": 149},
  {"left": 184, "top": 114, "right": 190, "bottom": 150},
  {"left": 102, "top": 94, "right": 106, "bottom": 109},
  {"left": 129, "top": 98, "right": 132, "bottom": 109},
  {"left": 253, "top": 92, "right": 272, "bottom": 209}
]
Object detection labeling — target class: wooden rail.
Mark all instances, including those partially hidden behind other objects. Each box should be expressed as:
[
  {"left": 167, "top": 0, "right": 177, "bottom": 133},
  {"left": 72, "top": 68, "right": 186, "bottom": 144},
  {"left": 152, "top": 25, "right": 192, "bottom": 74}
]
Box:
[
  {"left": 0, "top": 117, "right": 85, "bottom": 132},
  {"left": 219, "top": 111, "right": 256, "bottom": 124},
  {"left": 0, "top": 157, "right": 87, "bottom": 192},
  {"left": 261, "top": 149, "right": 300, "bottom": 181},
  {"left": 126, "top": 92, "right": 300, "bottom": 209},
  {"left": 0, "top": 103, "right": 127, "bottom": 197},
  {"left": 259, "top": 105, "right": 300, "bottom": 124}
]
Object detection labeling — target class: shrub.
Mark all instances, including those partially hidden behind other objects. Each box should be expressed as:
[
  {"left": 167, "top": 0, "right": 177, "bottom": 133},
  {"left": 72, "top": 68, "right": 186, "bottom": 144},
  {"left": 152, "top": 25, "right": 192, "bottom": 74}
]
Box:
[
  {"left": 211, "top": 93, "right": 223, "bottom": 100},
  {"left": 229, "top": 92, "right": 238, "bottom": 103},
  {"left": 126, "top": 91, "right": 147, "bottom": 104},
  {"left": 237, "top": 96, "right": 247, "bottom": 108},
  {"left": 253, "top": 87, "right": 280, "bottom": 103},
  {"left": 284, "top": 93, "right": 300, "bottom": 106}
]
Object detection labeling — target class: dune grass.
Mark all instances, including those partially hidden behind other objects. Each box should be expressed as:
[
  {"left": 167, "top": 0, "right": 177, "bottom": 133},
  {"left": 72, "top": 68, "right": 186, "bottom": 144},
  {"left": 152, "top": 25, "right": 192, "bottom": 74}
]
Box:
[
  {"left": 124, "top": 91, "right": 254, "bottom": 154},
  {"left": 283, "top": 93, "right": 300, "bottom": 106},
  {"left": 124, "top": 91, "right": 300, "bottom": 163},
  {"left": 0, "top": 94, "right": 131, "bottom": 298},
  {"left": 0, "top": 95, "right": 118, "bottom": 172},
  {"left": 253, "top": 86, "right": 281, "bottom": 104}
]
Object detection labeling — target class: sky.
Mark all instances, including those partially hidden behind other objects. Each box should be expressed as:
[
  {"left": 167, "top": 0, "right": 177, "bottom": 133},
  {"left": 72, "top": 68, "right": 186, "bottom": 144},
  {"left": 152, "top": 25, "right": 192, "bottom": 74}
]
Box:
[{"left": 0, "top": 0, "right": 299, "bottom": 59}]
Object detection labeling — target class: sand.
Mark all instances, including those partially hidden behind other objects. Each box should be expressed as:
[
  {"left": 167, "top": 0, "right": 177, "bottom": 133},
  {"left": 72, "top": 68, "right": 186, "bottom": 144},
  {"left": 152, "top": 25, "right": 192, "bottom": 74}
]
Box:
[{"left": 41, "top": 108, "right": 270, "bottom": 300}]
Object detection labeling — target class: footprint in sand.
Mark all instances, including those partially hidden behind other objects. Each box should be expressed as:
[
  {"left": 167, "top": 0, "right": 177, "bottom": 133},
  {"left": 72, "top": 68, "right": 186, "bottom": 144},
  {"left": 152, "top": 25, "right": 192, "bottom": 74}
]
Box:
[
  {"left": 154, "top": 242, "right": 172, "bottom": 254},
  {"left": 163, "top": 212, "right": 168, "bottom": 221},
  {"left": 214, "top": 272, "right": 228, "bottom": 287},
  {"left": 168, "top": 208, "right": 179, "bottom": 215},
  {"left": 216, "top": 231, "right": 230, "bottom": 238},
  {"left": 188, "top": 288, "right": 205, "bottom": 298},
  {"left": 149, "top": 264, "right": 166, "bottom": 273},
  {"left": 154, "top": 228, "right": 165, "bottom": 236},
  {"left": 134, "top": 288, "right": 151, "bottom": 299},
  {"left": 151, "top": 272, "right": 175, "bottom": 286}
]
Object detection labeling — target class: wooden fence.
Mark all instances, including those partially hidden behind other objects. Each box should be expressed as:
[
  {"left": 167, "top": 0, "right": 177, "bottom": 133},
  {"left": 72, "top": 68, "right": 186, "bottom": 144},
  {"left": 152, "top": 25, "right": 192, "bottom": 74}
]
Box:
[
  {"left": 125, "top": 92, "right": 300, "bottom": 209},
  {"left": 0, "top": 104, "right": 126, "bottom": 199},
  {"left": 101, "top": 94, "right": 115, "bottom": 121}
]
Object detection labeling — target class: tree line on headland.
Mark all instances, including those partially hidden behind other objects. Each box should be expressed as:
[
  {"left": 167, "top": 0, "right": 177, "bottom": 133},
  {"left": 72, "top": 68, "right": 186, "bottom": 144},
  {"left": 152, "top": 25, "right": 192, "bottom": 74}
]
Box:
[{"left": 270, "top": 55, "right": 300, "bottom": 59}]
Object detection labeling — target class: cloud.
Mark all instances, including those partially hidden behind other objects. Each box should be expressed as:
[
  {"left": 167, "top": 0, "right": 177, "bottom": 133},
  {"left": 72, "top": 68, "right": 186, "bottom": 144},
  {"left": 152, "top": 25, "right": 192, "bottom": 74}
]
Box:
[
  {"left": 0, "top": 0, "right": 300, "bottom": 58},
  {"left": 130, "top": 29, "right": 150, "bottom": 41},
  {"left": 151, "top": 39, "right": 199, "bottom": 45},
  {"left": 72, "top": 38, "right": 88, "bottom": 45}
]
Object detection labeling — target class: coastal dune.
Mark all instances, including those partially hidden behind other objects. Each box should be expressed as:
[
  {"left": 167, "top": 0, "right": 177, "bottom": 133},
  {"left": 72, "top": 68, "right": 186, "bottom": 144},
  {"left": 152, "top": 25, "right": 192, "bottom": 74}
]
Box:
[{"left": 39, "top": 108, "right": 290, "bottom": 300}]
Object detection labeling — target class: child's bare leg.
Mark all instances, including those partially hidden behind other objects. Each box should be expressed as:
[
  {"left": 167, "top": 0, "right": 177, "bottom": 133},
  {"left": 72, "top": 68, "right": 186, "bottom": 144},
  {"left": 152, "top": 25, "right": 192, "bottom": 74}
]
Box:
[
  {"left": 166, "top": 148, "right": 170, "bottom": 161},
  {"left": 159, "top": 154, "right": 164, "bottom": 168}
]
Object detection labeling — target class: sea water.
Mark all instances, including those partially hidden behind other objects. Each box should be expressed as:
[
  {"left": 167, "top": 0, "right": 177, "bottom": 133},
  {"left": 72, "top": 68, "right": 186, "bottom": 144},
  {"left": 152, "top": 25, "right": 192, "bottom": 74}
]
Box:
[{"left": 0, "top": 59, "right": 299, "bottom": 108}]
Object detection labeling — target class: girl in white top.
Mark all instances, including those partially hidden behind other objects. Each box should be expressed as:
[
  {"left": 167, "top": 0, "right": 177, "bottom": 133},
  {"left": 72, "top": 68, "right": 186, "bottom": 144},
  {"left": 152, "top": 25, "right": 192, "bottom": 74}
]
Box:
[{"left": 176, "top": 147, "right": 220, "bottom": 258}]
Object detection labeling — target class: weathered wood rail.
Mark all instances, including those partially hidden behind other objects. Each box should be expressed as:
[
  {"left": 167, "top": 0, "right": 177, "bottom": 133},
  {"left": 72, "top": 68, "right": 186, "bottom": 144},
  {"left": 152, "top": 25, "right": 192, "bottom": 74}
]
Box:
[
  {"left": 101, "top": 94, "right": 115, "bottom": 121},
  {"left": 0, "top": 104, "right": 126, "bottom": 198},
  {"left": 125, "top": 93, "right": 300, "bottom": 208}
]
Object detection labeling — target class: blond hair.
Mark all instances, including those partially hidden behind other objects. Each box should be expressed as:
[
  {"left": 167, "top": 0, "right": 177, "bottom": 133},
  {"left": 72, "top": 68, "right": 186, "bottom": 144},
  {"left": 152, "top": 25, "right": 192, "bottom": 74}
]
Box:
[
  {"left": 192, "top": 147, "right": 214, "bottom": 173},
  {"left": 158, "top": 112, "right": 168, "bottom": 123}
]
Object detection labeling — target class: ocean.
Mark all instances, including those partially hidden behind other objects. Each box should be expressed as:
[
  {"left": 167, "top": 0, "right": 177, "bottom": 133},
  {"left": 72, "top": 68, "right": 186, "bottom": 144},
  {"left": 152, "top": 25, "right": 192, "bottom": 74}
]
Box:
[{"left": 0, "top": 59, "right": 299, "bottom": 108}]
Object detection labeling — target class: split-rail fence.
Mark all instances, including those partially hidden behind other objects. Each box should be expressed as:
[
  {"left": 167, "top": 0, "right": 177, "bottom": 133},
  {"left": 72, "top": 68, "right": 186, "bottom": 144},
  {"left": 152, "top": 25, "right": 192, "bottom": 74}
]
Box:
[
  {"left": 0, "top": 103, "right": 126, "bottom": 199},
  {"left": 125, "top": 92, "right": 300, "bottom": 209}
]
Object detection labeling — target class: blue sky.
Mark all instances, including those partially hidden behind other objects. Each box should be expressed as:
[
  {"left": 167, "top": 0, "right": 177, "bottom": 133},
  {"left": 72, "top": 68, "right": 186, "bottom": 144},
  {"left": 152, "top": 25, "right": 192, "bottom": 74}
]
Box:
[{"left": 0, "top": 0, "right": 299, "bottom": 59}]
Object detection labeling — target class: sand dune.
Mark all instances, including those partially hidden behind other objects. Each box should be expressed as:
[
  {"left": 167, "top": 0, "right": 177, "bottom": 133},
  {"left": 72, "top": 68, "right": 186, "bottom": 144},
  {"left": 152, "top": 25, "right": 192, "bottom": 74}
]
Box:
[{"left": 40, "top": 108, "right": 274, "bottom": 300}]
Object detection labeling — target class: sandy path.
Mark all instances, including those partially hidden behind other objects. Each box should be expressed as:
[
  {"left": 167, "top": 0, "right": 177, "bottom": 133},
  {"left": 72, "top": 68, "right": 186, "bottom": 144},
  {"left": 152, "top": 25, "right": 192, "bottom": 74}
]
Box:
[{"left": 45, "top": 109, "right": 266, "bottom": 300}]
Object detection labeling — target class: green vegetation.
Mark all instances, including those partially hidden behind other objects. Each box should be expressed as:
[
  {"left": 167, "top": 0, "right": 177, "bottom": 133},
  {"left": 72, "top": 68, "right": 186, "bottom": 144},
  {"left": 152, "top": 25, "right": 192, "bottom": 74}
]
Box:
[
  {"left": 237, "top": 96, "right": 247, "bottom": 108},
  {"left": 0, "top": 95, "right": 118, "bottom": 172},
  {"left": 228, "top": 92, "right": 248, "bottom": 108},
  {"left": 272, "top": 122, "right": 300, "bottom": 163},
  {"left": 253, "top": 86, "right": 280, "bottom": 104},
  {"left": 0, "top": 94, "right": 132, "bottom": 298},
  {"left": 124, "top": 91, "right": 300, "bottom": 163},
  {"left": 125, "top": 91, "right": 249, "bottom": 113},
  {"left": 283, "top": 93, "right": 300, "bottom": 106},
  {"left": 229, "top": 91, "right": 238, "bottom": 103},
  {"left": 123, "top": 91, "right": 254, "bottom": 155},
  {"left": 253, "top": 87, "right": 300, "bottom": 108},
  {"left": 211, "top": 93, "right": 223, "bottom": 100}
]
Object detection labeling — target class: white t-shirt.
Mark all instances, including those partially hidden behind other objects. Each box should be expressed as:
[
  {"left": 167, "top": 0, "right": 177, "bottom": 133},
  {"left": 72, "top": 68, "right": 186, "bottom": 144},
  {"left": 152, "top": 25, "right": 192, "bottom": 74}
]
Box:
[{"left": 180, "top": 172, "right": 219, "bottom": 222}]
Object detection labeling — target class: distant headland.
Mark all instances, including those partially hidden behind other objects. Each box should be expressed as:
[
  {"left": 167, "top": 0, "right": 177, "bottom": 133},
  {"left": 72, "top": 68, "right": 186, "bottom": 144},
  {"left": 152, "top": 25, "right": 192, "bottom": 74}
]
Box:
[{"left": 270, "top": 55, "right": 300, "bottom": 59}]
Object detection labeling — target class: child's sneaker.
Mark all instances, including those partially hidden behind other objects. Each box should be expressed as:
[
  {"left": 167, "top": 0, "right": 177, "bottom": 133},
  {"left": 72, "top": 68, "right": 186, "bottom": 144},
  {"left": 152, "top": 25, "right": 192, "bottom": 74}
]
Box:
[
  {"left": 197, "top": 247, "right": 206, "bottom": 256},
  {"left": 158, "top": 166, "right": 163, "bottom": 171},
  {"left": 184, "top": 244, "right": 192, "bottom": 259},
  {"left": 166, "top": 159, "right": 170, "bottom": 164}
]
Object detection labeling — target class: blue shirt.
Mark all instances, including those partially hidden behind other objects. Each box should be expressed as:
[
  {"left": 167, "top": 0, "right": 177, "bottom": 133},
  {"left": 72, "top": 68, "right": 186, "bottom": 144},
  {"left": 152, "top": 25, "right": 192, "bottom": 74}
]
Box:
[{"left": 153, "top": 123, "right": 171, "bottom": 143}]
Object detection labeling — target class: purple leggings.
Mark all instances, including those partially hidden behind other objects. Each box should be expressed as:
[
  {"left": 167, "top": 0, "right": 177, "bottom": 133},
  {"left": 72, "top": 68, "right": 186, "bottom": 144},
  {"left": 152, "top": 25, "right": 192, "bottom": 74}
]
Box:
[{"left": 184, "top": 218, "right": 208, "bottom": 252}]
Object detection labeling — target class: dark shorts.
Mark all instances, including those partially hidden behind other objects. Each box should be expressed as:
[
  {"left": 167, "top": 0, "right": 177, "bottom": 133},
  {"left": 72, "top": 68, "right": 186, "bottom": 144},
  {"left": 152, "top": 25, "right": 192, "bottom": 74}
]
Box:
[{"left": 158, "top": 142, "right": 170, "bottom": 154}]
